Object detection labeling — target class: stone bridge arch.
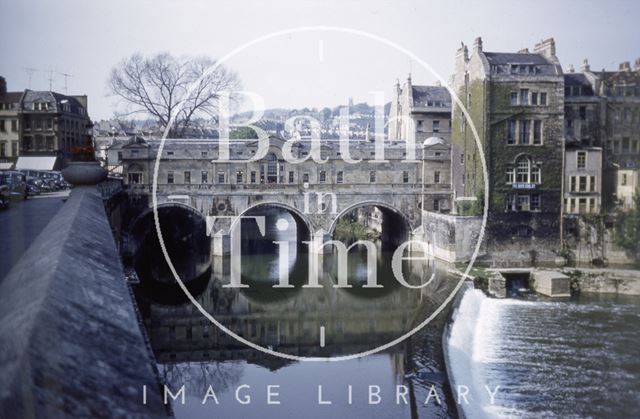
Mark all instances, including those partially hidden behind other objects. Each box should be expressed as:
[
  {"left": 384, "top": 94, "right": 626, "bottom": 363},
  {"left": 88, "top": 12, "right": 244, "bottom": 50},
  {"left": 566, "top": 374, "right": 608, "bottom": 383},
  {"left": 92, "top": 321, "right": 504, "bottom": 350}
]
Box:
[
  {"left": 231, "top": 201, "right": 314, "bottom": 243},
  {"left": 128, "top": 201, "right": 210, "bottom": 285}
]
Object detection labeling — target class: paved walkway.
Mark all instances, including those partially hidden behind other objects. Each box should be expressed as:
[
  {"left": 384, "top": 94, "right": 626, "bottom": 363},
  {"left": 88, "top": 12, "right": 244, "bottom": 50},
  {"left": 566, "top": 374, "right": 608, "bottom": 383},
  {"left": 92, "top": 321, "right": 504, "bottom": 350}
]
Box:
[{"left": 0, "top": 191, "right": 69, "bottom": 280}]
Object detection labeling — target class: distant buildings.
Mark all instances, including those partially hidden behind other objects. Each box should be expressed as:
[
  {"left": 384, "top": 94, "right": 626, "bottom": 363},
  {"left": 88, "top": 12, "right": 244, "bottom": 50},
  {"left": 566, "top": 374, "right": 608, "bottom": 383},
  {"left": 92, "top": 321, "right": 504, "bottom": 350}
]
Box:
[
  {"left": 0, "top": 77, "right": 92, "bottom": 170},
  {"left": 388, "top": 75, "right": 452, "bottom": 144},
  {"left": 0, "top": 77, "right": 22, "bottom": 167}
]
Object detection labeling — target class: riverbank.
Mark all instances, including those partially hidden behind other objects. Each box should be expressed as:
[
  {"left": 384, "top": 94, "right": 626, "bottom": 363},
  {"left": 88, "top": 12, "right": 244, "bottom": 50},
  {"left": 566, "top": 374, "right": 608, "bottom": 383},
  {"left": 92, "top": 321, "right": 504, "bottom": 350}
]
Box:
[{"left": 563, "top": 267, "right": 640, "bottom": 295}]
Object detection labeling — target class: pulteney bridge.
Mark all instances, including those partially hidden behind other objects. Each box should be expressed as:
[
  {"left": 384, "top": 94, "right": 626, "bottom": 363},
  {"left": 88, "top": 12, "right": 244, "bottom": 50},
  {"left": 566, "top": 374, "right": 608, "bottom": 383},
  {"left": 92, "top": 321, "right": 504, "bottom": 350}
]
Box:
[{"left": 120, "top": 136, "right": 452, "bottom": 281}]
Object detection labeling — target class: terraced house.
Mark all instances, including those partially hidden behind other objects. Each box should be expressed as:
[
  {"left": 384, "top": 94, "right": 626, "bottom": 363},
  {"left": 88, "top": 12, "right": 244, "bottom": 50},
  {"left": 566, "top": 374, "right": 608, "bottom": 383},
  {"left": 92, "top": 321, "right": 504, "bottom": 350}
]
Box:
[{"left": 450, "top": 37, "right": 565, "bottom": 262}]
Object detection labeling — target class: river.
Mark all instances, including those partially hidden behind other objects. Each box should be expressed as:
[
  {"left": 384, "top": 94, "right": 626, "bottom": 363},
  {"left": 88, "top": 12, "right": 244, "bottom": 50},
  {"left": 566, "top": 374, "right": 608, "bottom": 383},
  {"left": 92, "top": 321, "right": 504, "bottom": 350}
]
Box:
[
  {"left": 447, "top": 287, "right": 640, "bottom": 418},
  {"left": 133, "top": 207, "right": 462, "bottom": 418}
]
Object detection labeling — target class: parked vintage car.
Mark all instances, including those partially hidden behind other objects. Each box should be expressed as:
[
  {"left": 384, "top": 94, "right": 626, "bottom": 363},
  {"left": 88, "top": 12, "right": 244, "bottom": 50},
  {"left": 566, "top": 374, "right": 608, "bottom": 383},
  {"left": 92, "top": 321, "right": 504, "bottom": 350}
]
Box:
[
  {"left": 0, "top": 170, "right": 27, "bottom": 201},
  {"left": 26, "top": 178, "right": 42, "bottom": 196}
]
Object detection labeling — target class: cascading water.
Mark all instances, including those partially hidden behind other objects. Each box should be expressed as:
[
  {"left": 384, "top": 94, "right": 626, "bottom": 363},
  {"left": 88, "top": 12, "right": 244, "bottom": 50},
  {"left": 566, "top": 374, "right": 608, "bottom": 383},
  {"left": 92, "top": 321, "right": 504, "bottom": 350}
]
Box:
[{"left": 445, "top": 286, "right": 640, "bottom": 418}]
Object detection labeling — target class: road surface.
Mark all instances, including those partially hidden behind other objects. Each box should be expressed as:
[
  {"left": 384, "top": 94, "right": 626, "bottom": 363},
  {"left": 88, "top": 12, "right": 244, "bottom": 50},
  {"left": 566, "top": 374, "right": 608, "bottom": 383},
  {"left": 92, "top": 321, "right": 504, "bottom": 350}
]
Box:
[{"left": 0, "top": 191, "right": 69, "bottom": 281}]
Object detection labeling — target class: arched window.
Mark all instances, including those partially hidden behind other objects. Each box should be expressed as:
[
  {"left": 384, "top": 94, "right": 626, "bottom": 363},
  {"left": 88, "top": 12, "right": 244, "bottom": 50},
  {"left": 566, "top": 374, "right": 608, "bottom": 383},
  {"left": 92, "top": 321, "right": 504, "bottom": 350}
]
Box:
[
  {"left": 507, "top": 156, "right": 541, "bottom": 185},
  {"left": 262, "top": 153, "right": 278, "bottom": 184}
]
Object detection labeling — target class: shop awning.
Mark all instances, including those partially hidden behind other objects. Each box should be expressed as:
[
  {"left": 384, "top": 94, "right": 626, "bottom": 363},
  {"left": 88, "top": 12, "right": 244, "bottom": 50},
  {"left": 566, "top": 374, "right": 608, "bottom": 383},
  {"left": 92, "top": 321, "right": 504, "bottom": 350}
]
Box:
[
  {"left": 15, "top": 156, "right": 59, "bottom": 171},
  {"left": 0, "top": 162, "right": 14, "bottom": 170}
]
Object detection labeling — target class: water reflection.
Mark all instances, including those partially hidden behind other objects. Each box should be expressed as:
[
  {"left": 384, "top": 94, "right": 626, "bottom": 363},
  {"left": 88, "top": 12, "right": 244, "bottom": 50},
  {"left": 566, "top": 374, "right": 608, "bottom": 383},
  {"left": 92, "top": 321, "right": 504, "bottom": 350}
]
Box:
[{"left": 134, "top": 207, "right": 461, "bottom": 418}]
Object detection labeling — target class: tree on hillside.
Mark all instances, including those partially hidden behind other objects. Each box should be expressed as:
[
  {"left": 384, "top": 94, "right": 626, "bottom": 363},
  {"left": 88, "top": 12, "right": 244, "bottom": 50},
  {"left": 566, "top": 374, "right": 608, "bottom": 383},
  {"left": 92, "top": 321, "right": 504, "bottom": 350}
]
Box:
[{"left": 108, "top": 53, "right": 240, "bottom": 137}]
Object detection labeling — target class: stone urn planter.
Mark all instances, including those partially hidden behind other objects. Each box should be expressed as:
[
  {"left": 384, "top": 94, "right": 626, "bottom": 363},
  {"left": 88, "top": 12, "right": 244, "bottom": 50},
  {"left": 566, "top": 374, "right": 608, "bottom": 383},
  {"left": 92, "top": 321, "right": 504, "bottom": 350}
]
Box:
[{"left": 62, "top": 162, "right": 108, "bottom": 186}]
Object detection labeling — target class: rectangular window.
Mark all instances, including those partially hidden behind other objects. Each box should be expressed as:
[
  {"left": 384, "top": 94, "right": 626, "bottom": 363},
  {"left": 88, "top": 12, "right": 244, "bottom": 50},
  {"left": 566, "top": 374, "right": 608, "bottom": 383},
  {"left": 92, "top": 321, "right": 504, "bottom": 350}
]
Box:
[
  {"left": 167, "top": 172, "right": 174, "bottom": 184},
  {"left": 11, "top": 142, "right": 17, "bottom": 156},
  {"left": 337, "top": 171, "right": 343, "bottom": 184},
  {"left": 571, "top": 176, "right": 576, "bottom": 192},
  {"left": 531, "top": 92, "right": 538, "bottom": 105},
  {"left": 11, "top": 120, "right": 17, "bottom": 131},
  {"left": 590, "top": 176, "right": 596, "bottom": 192},
  {"left": 507, "top": 168, "right": 515, "bottom": 184},
  {"left": 533, "top": 120, "right": 542, "bottom": 144},
  {"left": 530, "top": 194, "right": 540, "bottom": 211},
  {"left": 622, "top": 138, "right": 630, "bottom": 153},
  {"left": 236, "top": 170, "right": 243, "bottom": 184},
  {"left": 460, "top": 154, "right": 464, "bottom": 164},
  {"left": 507, "top": 120, "right": 516, "bottom": 144},
  {"left": 433, "top": 199, "right": 440, "bottom": 211},
  {"left": 519, "top": 120, "right": 530, "bottom": 144},
  {"left": 289, "top": 171, "right": 294, "bottom": 183},
  {"left": 303, "top": 172, "right": 309, "bottom": 183},
  {"left": 0, "top": 120, "right": 5, "bottom": 131},
  {"left": 417, "top": 120, "right": 423, "bottom": 131},
  {"left": 434, "top": 171, "right": 441, "bottom": 184},
  {"left": 201, "top": 171, "right": 208, "bottom": 184},
  {"left": 519, "top": 89, "right": 529, "bottom": 105},
  {"left": 402, "top": 171, "right": 409, "bottom": 183},
  {"left": 369, "top": 171, "right": 376, "bottom": 183},
  {"left": 432, "top": 120, "right": 440, "bottom": 133},
  {"left": 217, "top": 171, "right": 225, "bottom": 184},
  {"left": 579, "top": 176, "right": 587, "bottom": 192},
  {"left": 510, "top": 92, "right": 518, "bottom": 106},
  {"left": 577, "top": 151, "right": 586, "bottom": 169},
  {"left": 184, "top": 171, "right": 191, "bottom": 184},
  {"left": 516, "top": 194, "right": 530, "bottom": 211},
  {"left": 589, "top": 198, "right": 595, "bottom": 213},
  {"left": 0, "top": 143, "right": 5, "bottom": 157},
  {"left": 319, "top": 170, "right": 326, "bottom": 183},
  {"left": 621, "top": 174, "right": 628, "bottom": 186},
  {"left": 201, "top": 151, "right": 208, "bottom": 158},
  {"left": 579, "top": 106, "right": 586, "bottom": 120},
  {"left": 250, "top": 171, "right": 256, "bottom": 184},
  {"left": 539, "top": 92, "right": 547, "bottom": 105},
  {"left": 532, "top": 166, "right": 541, "bottom": 184}
]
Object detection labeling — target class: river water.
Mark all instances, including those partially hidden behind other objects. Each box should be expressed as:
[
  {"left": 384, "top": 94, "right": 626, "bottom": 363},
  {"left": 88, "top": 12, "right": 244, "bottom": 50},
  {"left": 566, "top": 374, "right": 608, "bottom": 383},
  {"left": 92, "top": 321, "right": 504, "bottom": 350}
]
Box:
[
  {"left": 447, "top": 288, "right": 640, "bottom": 418},
  {"left": 133, "top": 207, "right": 640, "bottom": 418},
  {"left": 134, "top": 208, "right": 462, "bottom": 418}
]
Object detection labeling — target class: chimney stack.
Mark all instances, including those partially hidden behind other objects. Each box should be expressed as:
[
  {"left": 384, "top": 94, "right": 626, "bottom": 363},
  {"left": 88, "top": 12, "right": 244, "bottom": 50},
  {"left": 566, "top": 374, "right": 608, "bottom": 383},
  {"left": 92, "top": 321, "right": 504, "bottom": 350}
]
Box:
[
  {"left": 517, "top": 48, "right": 530, "bottom": 53},
  {"left": 581, "top": 58, "right": 590, "bottom": 72},
  {"left": 473, "top": 36, "right": 483, "bottom": 53},
  {"left": 619, "top": 61, "right": 631, "bottom": 72},
  {"left": 568, "top": 64, "right": 575, "bottom": 73},
  {"left": 534, "top": 37, "right": 556, "bottom": 58},
  {"left": 0, "top": 76, "right": 6, "bottom": 96}
]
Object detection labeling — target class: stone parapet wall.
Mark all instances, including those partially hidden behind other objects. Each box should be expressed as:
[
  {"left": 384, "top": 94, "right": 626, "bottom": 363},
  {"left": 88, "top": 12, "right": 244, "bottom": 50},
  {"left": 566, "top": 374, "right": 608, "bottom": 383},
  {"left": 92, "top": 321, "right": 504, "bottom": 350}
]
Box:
[{"left": 0, "top": 187, "right": 168, "bottom": 418}]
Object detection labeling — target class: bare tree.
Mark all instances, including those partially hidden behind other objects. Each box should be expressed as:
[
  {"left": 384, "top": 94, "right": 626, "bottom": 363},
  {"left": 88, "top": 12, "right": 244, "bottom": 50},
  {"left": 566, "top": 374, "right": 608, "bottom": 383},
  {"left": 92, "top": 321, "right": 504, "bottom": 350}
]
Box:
[{"left": 108, "top": 53, "right": 240, "bottom": 137}]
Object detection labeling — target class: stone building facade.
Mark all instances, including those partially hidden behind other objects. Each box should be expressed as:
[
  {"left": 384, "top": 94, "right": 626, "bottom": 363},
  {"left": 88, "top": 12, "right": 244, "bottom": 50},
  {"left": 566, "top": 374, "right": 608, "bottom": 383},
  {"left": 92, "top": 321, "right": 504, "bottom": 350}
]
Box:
[
  {"left": 0, "top": 78, "right": 22, "bottom": 164},
  {"left": 388, "top": 76, "right": 452, "bottom": 144},
  {"left": 564, "top": 146, "right": 602, "bottom": 214},
  {"left": 20, "top": 90, "right": 91, "bottom": 160},
  {"left": 450, "top": 37, "right": 565, "bottom": 263}
]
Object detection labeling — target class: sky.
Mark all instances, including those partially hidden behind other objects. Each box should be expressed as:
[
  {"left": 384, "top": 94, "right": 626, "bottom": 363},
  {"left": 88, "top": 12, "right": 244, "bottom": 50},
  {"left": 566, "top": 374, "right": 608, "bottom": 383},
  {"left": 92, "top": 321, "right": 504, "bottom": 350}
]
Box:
[{"left": 1, "top": 0, "right": 639, "bottom": 120}]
